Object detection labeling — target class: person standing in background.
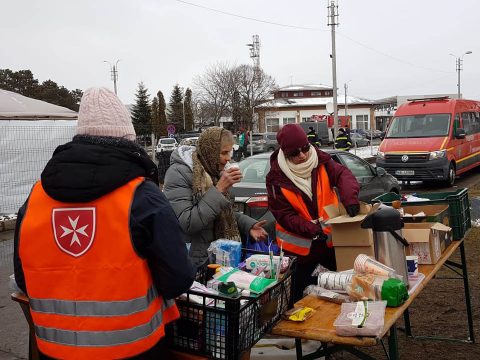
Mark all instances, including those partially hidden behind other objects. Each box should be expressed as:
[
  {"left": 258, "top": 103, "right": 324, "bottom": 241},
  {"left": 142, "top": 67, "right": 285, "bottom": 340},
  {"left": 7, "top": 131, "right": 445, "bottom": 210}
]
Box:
[
  {"left": 14, "top": 87, "right": 195, "bottom": 360},
  {"left": 335, "top": 128, "right": 353, "bottom": 151},
  {"left": 307, "top": 126, "right": 321, "bottom": 148}
]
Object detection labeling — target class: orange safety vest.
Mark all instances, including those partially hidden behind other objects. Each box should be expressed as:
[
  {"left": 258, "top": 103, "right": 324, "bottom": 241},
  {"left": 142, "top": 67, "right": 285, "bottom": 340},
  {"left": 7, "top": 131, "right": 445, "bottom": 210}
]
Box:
[
  {"left": 276, "top": 166, "right": 339, "bottom": 256},
  {"left": 19, "top": 177, "right": 179, "bottom": 360}
]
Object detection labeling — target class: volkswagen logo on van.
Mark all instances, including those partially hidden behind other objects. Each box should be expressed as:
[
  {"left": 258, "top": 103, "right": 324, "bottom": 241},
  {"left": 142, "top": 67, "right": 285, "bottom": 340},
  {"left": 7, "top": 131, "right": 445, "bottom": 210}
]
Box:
[{"left": 401, "top": 155, "right": 409, "bottom": 162}]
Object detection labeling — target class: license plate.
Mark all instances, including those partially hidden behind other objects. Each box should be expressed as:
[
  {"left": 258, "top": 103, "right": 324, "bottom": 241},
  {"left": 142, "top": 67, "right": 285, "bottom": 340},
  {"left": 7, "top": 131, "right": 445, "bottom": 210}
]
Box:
[{"left": 395, "top": 170, "right": 415, "bottom": 176}]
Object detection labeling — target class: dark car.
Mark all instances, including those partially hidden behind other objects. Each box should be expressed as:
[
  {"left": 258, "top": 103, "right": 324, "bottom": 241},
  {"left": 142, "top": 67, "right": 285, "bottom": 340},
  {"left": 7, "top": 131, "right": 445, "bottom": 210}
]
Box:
[{"left": 230, "top": 150, "right": 400, "bottom": 234}]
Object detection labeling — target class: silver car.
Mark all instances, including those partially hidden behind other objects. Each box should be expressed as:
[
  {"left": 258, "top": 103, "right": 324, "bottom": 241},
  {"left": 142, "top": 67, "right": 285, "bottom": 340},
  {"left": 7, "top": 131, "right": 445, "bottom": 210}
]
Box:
[{"left": 246, "top": 133, "right": 279, "bottom": 154}]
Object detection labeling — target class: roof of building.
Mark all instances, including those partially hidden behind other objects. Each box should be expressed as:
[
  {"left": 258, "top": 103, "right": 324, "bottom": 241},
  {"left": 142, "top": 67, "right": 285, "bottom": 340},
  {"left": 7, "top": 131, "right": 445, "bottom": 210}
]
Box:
[
  {"left": 277, "top": 84, "right": 332, "bottom": 91},
  {"left": 257, "top": 94, "right": 375, "bottom": 109},
  {"left": 0, "top": 89, "right": 77, "bottom": 119}
]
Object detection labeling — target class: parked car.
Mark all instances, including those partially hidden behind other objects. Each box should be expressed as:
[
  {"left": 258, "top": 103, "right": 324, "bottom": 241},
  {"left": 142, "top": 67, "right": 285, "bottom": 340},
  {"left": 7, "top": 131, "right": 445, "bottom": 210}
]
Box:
[
  {"left": 155, "top": 137, "right": 177, "bottom": 158},
  {"left": 350, "top": 133, "right": 371, "bottom": 147},
  {"left": 179, "top": 137, "right": 199, "bottom": 146},
  {"left": 230, "top": 151, "right": 400, "bottom": 235},
  {"left": 246, "top": 133, "right": 279, "bottom": 154}
]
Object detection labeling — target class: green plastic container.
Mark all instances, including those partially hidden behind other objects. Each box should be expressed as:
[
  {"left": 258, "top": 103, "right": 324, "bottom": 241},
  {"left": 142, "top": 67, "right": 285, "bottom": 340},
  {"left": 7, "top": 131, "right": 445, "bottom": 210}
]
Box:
[{"left": 372, "top": 188, "right": 471, "bottom": 240}]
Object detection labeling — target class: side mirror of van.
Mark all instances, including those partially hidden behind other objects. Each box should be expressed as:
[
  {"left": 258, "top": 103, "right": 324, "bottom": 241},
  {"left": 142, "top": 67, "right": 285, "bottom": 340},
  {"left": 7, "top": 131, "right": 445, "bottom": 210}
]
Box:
[
  {"left": 455, "top": 128, "right": 466, "bottom": 139},
  {"left": 376, "top": 167, "right": 386, "bottom": 176}
]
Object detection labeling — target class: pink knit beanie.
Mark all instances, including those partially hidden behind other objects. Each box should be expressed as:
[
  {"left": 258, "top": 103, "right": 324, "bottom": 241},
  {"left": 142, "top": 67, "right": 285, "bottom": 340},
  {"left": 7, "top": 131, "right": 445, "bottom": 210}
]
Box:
[{"left": 76, "top": 87, "right": 136, "bottom": 141}]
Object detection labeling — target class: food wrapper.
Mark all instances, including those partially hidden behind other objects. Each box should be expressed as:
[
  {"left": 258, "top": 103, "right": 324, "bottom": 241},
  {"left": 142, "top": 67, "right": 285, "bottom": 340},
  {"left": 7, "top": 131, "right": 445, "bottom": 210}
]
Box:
[{"left": 283, "top": 306, "right": 315, "bottom": 322}]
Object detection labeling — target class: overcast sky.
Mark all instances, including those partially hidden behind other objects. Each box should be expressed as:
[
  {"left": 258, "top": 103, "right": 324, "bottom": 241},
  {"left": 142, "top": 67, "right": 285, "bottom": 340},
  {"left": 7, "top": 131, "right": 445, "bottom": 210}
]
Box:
[{"left": 3, "top": 0, "right": 480, "bottom": 105}]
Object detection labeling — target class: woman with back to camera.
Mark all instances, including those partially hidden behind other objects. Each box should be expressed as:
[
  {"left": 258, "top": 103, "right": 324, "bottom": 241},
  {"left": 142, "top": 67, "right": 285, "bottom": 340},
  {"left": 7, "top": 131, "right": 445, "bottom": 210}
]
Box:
[{"left": 163, "top": 127, "right": 268, "bottom": 267}]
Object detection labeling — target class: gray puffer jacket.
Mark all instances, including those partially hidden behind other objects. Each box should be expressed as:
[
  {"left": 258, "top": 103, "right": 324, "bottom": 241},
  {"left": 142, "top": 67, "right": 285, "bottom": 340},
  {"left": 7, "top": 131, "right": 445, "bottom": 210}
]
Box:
[{"left": 163, "top": 146, "right": 257, "bottom": 267}]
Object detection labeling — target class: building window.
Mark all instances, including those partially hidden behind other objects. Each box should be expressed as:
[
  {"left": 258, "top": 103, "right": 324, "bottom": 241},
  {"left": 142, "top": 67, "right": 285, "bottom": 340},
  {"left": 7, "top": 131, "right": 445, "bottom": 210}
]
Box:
[
  {"left": 356, "top": 115, "right": 369, "bottom": 130},
  {"left": 283, "top": 117, "right": 296, "bottom": 125},
  {"left": 311, "top": 91, "right": 322, "bottom": 96},
  {"left": 302, "top": 117, "right": 311, "bottom": 122},
  {"left": 293, "top": 92, "right": 304, "bottom": 97},
  {"left": 281, "top": 92, "right": 289, "bottom": 98},
  {"left": 266, "top": 118, "right": 280, "bottom": 132}
]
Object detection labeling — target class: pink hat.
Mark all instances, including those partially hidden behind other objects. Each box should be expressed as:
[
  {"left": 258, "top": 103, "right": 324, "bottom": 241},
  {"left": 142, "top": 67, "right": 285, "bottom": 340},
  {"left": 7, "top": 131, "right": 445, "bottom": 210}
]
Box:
[
  {"left": 277, "top": 124, "right": 309, "bottom": 155},
  {"left": 76, "top": 87, "right": 136, "bottom": 141}
]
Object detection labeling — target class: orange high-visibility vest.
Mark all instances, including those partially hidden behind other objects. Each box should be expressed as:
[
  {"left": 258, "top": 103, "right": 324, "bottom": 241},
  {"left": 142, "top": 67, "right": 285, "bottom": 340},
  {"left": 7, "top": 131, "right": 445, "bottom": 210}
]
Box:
[
  {"left": 276, "top": 165, "right": 339, "bottom": 256},
  {"left": 19, "top": 177, "right": 179, "bottom": 360}
]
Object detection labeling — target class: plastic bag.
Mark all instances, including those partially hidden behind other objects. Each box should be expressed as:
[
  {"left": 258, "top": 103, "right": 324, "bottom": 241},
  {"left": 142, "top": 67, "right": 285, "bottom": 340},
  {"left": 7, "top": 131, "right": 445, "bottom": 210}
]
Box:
[
  {"left": 334, "top": 300, "right": 387, "bottom": 337},
  {"left": 303, "top": 285, "right": 351, "bottom": 304},
  {"left": 207, "top": 239, "right": 242, "bottom": 267},
  {"left": 246, "top": 235, "right": 280, "bottom": 256}
]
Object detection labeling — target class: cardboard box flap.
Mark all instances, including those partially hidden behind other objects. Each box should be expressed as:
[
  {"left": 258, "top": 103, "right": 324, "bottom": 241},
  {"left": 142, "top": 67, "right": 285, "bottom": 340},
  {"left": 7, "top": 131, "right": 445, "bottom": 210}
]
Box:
[
  {"left": 403, "top": 227, "right": 431, "bottom": 243},
  {"left": 324, "top": 202, "right": 374, "bottom": 224},
  {"left": 430, "top": 223, "right": 451, "bottom": 232}
]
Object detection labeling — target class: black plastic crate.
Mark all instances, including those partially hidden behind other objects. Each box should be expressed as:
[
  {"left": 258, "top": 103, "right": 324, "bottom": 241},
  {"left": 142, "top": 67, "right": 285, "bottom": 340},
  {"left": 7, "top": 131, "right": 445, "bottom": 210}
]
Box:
[
  {"left": 166, "top": 253, "right": 295, "bottom": 359},
  {"left": 372, "top": 188, "right": 471, "bottom": 240}
]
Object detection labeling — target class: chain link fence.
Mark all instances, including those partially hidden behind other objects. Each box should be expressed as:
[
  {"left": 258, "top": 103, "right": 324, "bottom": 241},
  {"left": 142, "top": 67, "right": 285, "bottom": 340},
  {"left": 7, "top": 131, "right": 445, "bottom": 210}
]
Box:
[{"left": 0, "top": 122, "right": 165, "bottom": 215}]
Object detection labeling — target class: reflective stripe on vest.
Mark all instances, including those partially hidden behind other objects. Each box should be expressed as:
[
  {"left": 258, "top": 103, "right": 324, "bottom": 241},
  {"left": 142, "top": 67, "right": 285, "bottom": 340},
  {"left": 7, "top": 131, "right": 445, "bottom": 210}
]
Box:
[
  {"left": 19, "top": 177, "right": 179, "bottom": 359},
  {"left": 30, "top": 285, "right": 160, "bottom": 316},
  {"left": 34, "top": 298, "right": 176, "bottom": 347},
  {"left": 276, "top": 165, "right": 338, "bottom": 256}
]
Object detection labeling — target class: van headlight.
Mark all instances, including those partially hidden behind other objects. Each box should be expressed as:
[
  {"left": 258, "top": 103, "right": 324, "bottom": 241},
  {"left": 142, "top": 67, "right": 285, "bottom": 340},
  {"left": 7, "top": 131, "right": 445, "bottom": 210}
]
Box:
[
  {"left": 377, "top": 151, "right": 385, "bottom": 160},
  {"left": 429, "top": 150, "right": 446, "bottom": 160}
]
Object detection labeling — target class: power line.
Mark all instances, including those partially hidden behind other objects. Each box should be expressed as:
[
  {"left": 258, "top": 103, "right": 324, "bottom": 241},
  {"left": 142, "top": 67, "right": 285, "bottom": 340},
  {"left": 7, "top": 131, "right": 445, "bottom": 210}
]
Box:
[
  {"left": 174, "top": 0, "right": 324, "bottom": 30},
  {"left": 175, "top": 0, "right": 452, "bottom": 75},
  {"left": 336, "top": 31, "right": 451, "bottom": 74}
]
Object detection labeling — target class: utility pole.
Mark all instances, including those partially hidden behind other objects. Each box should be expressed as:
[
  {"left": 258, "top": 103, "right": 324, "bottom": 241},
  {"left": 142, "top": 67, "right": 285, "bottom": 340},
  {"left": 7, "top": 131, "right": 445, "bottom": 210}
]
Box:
[
  {"left": 344, "top": 82, "right": 348, "bottom": 120},
  {"left": 450, "top": 51, "right": 472, "bottom": 99},
  {"left": 247, "top": 35, "right": 260, "bottom": 154},
  {"left": 327, "top": 1, "right": 339, "bottom": 138},
  {"left": 104, "top": 60, "right": 120, "bottom": 95}
]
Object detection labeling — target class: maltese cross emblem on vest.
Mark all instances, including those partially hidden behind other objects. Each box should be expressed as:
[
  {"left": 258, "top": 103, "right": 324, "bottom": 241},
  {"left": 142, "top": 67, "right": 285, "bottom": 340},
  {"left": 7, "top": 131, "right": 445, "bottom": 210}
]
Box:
[{"left": 52, "top": 207, "right": 96, "bottom": 257}]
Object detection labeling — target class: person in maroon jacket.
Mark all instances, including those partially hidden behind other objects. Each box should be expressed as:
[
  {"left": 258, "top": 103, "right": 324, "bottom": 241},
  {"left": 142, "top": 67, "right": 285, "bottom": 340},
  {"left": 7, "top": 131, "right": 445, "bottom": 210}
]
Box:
[{"left": 266, "top": 124, "right": 360, "bottom": 300}]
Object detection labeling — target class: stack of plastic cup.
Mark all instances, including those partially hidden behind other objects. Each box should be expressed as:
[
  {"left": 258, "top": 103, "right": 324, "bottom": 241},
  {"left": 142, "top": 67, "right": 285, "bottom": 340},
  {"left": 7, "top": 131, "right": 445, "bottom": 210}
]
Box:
[{"left": 354, "top": 254, "right": 396, "bottom": 277}]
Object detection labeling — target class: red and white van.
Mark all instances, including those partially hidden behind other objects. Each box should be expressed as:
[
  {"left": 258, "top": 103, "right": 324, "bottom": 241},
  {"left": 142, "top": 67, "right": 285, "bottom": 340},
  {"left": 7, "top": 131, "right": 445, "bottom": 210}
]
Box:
[{"left": 376, "top": 96, "right": 480, "bottom": 186}]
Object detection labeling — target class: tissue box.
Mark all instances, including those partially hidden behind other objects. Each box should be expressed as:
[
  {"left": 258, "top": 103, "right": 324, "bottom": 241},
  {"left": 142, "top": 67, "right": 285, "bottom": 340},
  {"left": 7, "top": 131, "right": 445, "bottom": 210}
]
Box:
[{"left": 403, "top": 222, "right": 452, "bottom": 264}]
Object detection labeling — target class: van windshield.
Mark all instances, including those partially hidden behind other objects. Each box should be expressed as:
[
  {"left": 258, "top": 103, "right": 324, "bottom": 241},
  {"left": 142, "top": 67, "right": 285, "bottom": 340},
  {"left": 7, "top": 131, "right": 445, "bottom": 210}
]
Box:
[
  {"left": 160, "top": 138, "right": 176, "bottom": 144},
  {"left": 386, "top": 114, "right": 450, "bottom": 138}
]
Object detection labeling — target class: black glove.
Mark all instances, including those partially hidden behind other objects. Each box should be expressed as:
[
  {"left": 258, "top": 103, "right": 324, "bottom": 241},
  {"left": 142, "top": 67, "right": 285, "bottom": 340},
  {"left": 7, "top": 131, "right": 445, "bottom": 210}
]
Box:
[{"left": 346, "top": 204, "right": 360, "bottom": 217}]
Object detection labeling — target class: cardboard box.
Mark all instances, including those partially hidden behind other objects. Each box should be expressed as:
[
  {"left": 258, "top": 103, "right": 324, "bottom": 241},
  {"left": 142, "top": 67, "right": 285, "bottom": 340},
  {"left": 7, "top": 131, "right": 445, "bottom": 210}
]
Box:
[
  {"left": 324, "top": 202, "right": 377, "bottom": 271},
  {"left": 403, "top": 222, "right": 452, "bottom": 264},
  {"left": 402, "top": 204, "right": 450, "bottom": 225}
]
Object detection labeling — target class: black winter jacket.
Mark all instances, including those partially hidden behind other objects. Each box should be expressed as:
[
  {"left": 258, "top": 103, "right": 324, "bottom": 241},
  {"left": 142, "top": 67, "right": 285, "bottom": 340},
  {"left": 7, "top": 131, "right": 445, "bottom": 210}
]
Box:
[{"left": 14, "top": 135, "right": 196, "bottom": 301}]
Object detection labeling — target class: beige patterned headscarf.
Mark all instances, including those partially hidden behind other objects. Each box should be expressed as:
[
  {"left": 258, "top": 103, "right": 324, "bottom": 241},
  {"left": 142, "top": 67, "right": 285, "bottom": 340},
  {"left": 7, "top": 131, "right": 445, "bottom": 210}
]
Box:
[{"left": 192, "top": 127, "right": 241, "bottom": 241}]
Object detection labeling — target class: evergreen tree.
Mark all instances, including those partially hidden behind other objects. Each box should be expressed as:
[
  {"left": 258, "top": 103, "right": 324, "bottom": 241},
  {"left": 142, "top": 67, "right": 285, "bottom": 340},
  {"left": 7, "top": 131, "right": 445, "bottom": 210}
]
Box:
[
  {"left": 0, "top": 69, "right": 82, "bottom": 111},
  {"left": 131, "top": 82, "right": 151, "bottom": 136},
  {"left": 167, "top": 84, "right": 184, "bottom": 132},
  {"left": 157, "top": 91, "right": 168, "bottom": 137},
  {"left": 151, "top": 96, "right": 160, "bottom": 138},
  {"left": 184, "top": 88, "right": 194, "bottom": 132}
]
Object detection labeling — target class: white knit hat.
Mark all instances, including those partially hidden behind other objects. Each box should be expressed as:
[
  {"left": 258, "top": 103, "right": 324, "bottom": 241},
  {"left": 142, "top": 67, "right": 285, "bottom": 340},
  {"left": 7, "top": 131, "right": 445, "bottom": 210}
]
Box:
[{"left": 76, "top": 87, "right": 136, "bottom": 141}]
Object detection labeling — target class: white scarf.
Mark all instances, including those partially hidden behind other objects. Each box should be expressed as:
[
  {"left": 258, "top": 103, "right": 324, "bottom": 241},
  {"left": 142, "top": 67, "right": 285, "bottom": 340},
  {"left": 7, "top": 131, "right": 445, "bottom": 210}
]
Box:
[{"left": 278, "top": 147, "right": 319, "bottom": 199}]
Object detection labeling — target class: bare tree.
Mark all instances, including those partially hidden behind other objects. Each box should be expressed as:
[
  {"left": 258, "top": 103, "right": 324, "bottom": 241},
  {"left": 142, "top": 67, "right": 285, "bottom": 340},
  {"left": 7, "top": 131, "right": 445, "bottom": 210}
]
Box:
[
  {"left": 194, "top": 62, "right": 276, "bottom": 131},
  {"left": 194, "top": 62, "right": 236, "bottom": 126}
]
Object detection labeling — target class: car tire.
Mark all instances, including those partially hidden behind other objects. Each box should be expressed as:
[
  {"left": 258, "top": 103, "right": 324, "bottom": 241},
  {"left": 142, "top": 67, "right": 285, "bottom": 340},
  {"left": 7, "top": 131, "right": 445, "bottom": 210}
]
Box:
[{"left": 445, "top": 163, "right": 456, "bottom": 187}]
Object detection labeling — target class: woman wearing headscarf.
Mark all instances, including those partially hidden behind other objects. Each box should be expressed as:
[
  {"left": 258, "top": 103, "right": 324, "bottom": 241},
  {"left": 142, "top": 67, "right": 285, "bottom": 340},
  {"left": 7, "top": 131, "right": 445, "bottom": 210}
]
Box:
[{"left": 164, "top": 127, "right": 268, "bottom": 267}]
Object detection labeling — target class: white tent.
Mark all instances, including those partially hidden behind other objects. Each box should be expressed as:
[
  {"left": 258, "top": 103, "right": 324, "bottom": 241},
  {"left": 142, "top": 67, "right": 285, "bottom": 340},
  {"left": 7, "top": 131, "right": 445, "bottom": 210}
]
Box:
[{"left": 0, "top": 89, "right": 78, "bottom": 214}]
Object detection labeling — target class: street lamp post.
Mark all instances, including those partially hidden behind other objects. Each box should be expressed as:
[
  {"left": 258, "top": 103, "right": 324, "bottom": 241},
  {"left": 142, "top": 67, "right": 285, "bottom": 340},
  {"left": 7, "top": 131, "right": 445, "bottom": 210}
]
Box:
[
  {"left": 449, "top": 51, "right": 472, "bottom": 99},
  {"left": 103, "top": 60, "right": 120, "bottom": 95}
]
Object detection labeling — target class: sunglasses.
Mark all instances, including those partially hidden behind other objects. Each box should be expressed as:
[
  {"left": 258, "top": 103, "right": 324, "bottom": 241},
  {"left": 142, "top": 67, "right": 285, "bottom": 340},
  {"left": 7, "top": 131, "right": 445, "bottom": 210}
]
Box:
[{"left": 287, "top": 144, "right": 310, "bottom": 158}]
